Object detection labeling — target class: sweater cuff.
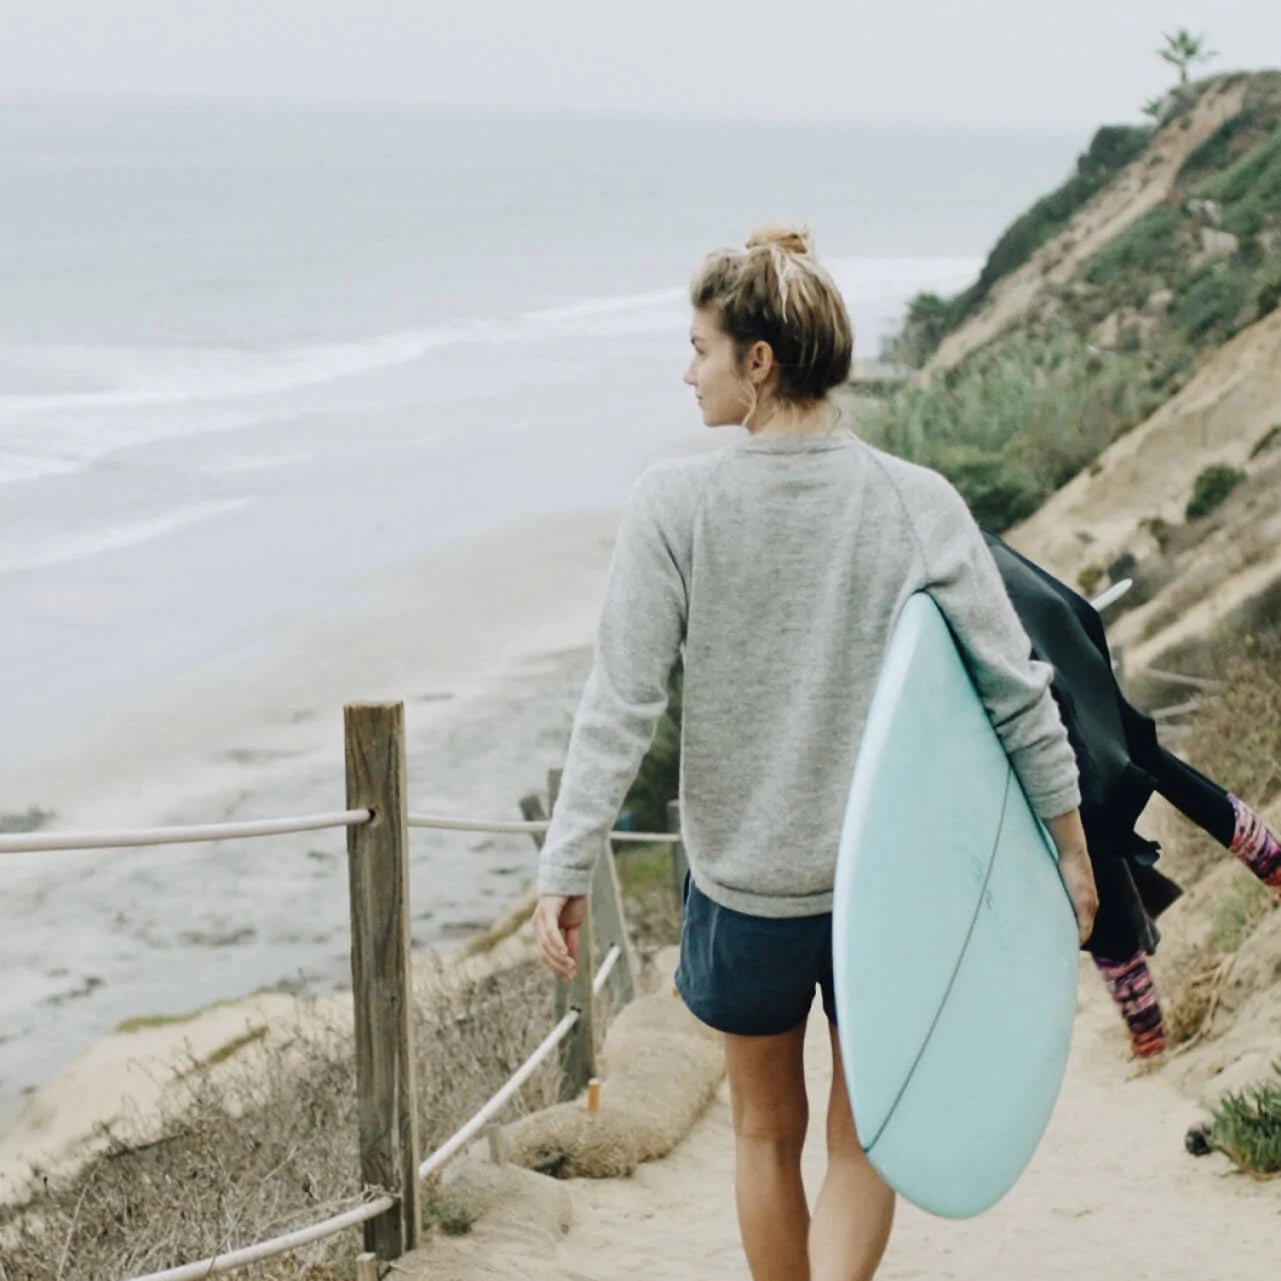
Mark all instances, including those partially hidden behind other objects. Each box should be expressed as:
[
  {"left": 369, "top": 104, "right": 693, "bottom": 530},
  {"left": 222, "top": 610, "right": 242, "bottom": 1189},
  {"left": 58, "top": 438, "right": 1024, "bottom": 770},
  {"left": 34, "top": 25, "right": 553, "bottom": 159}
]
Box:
[
  {"left": 1029, "top": 779, "right": 1082, "bottom": 821},
  {"left": 538, "top": 861, "right": 594, "bottom": 898}
]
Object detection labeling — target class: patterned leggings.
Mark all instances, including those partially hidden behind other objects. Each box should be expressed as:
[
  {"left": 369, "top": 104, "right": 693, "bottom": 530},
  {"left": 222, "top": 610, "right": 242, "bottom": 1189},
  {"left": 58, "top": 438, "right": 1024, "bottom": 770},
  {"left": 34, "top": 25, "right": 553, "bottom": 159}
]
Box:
[
  {"left": 1229, "top": 794, "right": 1281, "bottom": 889},
  {"left": 1093, "top": 951, "right": 1167, "bottom": 1058},
  {"left": 1093, "top": 792, "right": 1281, "bottom": 1058}
]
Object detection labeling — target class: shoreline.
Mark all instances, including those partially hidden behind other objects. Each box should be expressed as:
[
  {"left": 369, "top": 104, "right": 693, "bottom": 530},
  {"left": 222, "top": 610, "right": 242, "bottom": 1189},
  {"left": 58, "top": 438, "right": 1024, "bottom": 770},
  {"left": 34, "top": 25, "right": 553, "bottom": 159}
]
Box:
[{"left": 0, "top": 421, "right": 727, "bottom": 1191}]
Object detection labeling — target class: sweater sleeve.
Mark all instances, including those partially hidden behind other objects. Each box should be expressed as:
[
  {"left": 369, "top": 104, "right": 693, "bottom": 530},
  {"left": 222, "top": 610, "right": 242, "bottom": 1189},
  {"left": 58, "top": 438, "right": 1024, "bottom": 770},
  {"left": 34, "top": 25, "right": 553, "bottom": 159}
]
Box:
[
  {"left": 537, "top": 468, "right": 689, "bottom": 897},
  {"left": 917, "top": 477, "right": 1082, "bottom": 819}
]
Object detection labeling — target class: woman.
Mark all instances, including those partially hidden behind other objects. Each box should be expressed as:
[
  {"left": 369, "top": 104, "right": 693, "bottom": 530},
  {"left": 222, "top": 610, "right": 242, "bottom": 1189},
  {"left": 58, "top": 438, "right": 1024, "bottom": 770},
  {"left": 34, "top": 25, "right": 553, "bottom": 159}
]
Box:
[{"left": 532, "top": 224, "right": 1098, "bottom": 1281}]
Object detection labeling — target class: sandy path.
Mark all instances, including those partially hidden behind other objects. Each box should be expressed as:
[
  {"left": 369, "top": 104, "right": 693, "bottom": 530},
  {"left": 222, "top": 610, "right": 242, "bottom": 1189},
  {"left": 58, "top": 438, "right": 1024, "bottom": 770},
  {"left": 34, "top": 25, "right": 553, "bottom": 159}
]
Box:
[{"left": 427, "top": 970, "right": 1279, "bottom": 1279}]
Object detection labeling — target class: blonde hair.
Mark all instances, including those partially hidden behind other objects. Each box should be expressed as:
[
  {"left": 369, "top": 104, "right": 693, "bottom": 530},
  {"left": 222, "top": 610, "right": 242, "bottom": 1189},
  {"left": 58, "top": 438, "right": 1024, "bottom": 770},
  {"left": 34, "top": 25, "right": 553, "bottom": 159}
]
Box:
[{"left": 690, "top": 222, "right": 854, "bottom": 407}]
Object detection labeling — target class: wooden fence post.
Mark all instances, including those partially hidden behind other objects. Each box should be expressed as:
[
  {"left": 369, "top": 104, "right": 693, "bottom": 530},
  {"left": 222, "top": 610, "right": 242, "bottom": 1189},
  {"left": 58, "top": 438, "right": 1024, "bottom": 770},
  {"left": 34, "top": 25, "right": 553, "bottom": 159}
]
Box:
[
  {"left": 667, "top": 799, "right": 688, "bottom": 915},
  {"left": 345, "top": 702, "right": 421, "bottom": 1259},
  {"left": 548, "top": 768, "right": 596, "bottom": 1100},
  {"left": 590, "top": 835, "right": 636, "bottom": 1008}
]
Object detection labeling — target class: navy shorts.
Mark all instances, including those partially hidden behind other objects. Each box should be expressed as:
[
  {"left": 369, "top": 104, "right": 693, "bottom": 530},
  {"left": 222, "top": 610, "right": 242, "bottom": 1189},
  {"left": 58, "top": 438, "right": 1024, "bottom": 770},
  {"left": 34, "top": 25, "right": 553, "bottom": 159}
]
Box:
[{"left": 674, "top": 878, "right": 837, "bottom": 1037}]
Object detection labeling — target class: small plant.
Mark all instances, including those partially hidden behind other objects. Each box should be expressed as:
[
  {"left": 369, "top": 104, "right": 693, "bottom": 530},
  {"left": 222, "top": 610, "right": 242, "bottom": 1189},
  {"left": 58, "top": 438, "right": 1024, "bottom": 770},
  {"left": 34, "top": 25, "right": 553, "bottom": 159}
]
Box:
[
  {"left": 1157, "top": 28, "right": 1217, "bottom": 87},
  {"left": 0, "top": 806, "right": 54, "bottom": 834},
  {"left": 1206, "top": 1061, "right": 1281, "bottom": 1175},
  {"left": 1077, "top": 564, "right": 1106, "bottom": 597},
  {"left": 1186, "top": 464, "right": 1245, "bottom": 520},
  {"left": 1251, "top": 425, "right": 1281, "bottom": 459},
  {"left": 425, "top": 1185, "right": 481, "bottom": 1237}
]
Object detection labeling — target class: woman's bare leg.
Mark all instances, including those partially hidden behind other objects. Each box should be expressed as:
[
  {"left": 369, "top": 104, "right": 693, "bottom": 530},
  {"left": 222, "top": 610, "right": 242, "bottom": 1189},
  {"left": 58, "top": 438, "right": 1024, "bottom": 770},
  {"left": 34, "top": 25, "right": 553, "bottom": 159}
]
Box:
[
  {"left": 724, "top": 1021, "right": 812, "bottom": 1281},
  {"left": 809, "top": 1023, "right": 896, "bottom": 1281}
]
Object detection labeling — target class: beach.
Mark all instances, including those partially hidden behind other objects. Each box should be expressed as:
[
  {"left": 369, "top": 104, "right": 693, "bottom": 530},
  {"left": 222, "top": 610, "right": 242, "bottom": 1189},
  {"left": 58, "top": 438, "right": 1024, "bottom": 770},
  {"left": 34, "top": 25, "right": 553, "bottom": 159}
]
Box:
[{"left": 0, "top": 94, "right": 1090, "bottom": 1156}]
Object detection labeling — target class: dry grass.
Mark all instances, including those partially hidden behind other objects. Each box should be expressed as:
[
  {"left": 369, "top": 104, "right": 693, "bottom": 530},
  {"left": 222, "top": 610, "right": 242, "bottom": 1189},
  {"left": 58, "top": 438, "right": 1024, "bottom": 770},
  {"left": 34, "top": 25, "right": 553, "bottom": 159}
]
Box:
[
  {"left": 1157, "top": 623, "right": 1281, "bottom": 1047},
  {"left": 1184, "top": 634, "right": 1281, "bottom": 805},
  {"left": 1, "top": 960, "right": 559, "bottom": 1281}
]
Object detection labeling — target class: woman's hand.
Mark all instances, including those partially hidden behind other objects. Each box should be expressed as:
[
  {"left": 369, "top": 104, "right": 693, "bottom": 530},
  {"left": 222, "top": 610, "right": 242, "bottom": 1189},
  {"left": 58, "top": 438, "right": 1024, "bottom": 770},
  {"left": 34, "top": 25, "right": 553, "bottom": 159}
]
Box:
[
  {"left": 1045, "top": 810, "right": 1099, "bottom": 946},
  {"left": 532, "top": 894, "right": 587, "bottom": 981}
]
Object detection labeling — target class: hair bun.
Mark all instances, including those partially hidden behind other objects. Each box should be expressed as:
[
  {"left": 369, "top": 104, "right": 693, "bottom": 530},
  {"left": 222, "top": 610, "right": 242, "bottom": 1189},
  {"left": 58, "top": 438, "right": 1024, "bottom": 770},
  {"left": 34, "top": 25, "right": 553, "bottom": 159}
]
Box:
[{"left": 745, "top": 222, "right": 814, "bottom": 257}]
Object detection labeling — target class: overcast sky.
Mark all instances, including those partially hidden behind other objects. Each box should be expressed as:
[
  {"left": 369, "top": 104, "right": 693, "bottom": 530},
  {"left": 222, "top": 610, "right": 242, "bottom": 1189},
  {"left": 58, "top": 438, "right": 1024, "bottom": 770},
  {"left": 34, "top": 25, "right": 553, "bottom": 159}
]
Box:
[{"left": 3, "top": 2, "right": 1278, "bottom": 131}]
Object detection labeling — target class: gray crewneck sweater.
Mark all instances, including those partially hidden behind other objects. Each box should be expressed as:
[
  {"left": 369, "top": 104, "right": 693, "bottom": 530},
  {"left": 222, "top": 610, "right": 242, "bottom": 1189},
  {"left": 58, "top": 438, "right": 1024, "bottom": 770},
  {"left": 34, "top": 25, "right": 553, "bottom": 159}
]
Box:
[{"left": 538, "top": 431, "right": 1081, "bottom": 918}]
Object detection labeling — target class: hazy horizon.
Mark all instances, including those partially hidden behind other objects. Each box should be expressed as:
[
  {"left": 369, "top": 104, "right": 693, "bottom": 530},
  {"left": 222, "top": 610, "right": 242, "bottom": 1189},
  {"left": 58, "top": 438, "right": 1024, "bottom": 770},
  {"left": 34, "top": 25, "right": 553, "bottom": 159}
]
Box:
[{"left": 5, "top": 2, "right": 1278, "bottom": 131}]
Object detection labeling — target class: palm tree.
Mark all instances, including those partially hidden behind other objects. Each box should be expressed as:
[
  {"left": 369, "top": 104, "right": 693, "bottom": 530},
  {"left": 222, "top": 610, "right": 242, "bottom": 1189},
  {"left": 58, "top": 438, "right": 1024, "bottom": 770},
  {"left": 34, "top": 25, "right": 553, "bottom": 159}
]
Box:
[{"left": 1158, "top": 28, "right": 1218, "bottom": 86}]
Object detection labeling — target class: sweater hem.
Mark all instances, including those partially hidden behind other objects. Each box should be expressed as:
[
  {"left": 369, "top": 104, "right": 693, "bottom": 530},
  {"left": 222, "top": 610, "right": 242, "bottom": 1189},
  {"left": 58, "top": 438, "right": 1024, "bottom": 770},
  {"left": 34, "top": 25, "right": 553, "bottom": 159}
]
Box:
[{"left": 692, "top": 870, "right": 835, "bottom": 919}]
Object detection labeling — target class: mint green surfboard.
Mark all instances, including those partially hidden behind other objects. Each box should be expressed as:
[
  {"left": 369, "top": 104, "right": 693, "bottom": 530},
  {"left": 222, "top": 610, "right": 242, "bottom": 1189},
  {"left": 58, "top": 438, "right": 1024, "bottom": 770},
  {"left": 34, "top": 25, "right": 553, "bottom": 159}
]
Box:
[{"left": 832, "top": 593, "right": 1079, "bottom": 1218}]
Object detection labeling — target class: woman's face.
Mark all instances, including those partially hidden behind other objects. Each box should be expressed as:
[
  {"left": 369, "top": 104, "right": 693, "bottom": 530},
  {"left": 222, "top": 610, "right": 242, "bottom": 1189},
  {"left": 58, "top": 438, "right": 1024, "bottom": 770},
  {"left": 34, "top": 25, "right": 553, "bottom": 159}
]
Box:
[{"left": 684, "top": 308, "right": 754, "bottom": 428}]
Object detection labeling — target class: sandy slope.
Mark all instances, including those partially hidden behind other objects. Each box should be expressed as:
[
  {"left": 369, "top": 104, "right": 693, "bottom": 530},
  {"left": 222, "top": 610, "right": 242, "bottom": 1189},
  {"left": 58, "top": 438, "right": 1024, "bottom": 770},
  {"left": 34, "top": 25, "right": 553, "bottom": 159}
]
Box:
[
  {"left": 928, "top": 77, "right": 1249, "bottom": 374},
  {"left": 1008, "top": 307, "right": 1281, "bottom": 588},
  {"left": 403, "top": 972, "right": 1281, "bottom": 1280}
]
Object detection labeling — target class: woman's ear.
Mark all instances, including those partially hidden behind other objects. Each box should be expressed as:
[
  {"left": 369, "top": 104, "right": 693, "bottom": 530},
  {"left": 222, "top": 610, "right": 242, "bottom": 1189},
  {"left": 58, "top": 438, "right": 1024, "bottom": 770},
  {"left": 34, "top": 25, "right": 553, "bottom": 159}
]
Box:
[{"left": 747, "top": 340, "right": 775, "bottom": 387}]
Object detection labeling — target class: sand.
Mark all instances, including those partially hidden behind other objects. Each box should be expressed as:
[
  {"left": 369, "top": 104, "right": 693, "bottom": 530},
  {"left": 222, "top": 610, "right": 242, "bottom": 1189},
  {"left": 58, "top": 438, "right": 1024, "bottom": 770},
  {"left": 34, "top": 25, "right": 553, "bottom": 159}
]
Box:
[{"left": 404, "top": 968, "right": 1281, "bottom": 1280}]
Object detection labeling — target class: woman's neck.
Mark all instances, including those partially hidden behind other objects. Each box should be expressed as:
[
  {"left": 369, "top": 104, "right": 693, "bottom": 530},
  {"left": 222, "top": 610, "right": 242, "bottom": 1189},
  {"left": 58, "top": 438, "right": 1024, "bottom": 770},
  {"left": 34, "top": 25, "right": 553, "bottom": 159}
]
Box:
[{"left": 747, "top": 398, "right": 834, "bottom": 438}]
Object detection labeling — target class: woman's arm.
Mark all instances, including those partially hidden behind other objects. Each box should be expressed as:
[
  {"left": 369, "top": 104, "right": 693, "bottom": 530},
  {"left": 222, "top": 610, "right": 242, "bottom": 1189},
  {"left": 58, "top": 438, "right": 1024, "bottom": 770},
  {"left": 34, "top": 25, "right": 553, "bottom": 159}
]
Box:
[
  {"left": 918, "top": 477, "right": 1082, "bottom": 823},
  {"left": 537, "top": 468, "right": 688, "bottom": 900},
  {"left": 1045, "top": 809, "right": 1100, "bottom": 945}
]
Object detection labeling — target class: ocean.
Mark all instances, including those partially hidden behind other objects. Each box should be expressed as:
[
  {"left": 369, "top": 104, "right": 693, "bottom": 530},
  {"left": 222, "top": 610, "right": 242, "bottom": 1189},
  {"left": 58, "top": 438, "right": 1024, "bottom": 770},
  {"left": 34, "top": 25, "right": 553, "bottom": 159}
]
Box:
[{"left": 0, "top": 94, "right": 1086, "bottom": 1123}]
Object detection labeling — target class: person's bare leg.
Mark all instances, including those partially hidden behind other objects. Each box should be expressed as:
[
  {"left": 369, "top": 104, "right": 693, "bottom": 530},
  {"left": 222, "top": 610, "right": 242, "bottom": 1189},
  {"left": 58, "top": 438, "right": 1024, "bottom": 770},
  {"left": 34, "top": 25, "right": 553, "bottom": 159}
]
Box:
[
  {"left": 724, "top": 1021, "right": 811, "bottom": 1281},
  {"left": 809, "top": 1024, "right": 896, "bottom": 1281}
]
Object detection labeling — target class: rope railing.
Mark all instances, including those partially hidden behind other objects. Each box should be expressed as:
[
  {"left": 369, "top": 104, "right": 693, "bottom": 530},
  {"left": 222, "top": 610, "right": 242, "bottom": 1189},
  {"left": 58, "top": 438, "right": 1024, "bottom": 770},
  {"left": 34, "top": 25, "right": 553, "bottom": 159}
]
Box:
[
  {"left": 419, "top": 1008, "right": 581, "bottom": 1180},
  {"left": 407, "top": 811, "right": 677, "bottom": 843},
  {"left": 592, "top": 944, "right": 622, "bottom": 996},
  {"left": 2, "top": 810, "right": 676, "bottom": 857},
  {"left": 122, "top": 1194, "right": 395, "bottom": 1281},
  {"left": 416, "top": 942, "right": 622, "bottom": 1182},
  {"left": 25, "top": 703, "right": 669, "bottom": 1281},
  {"left": 0, "top": 810, "right": 372, "bottom": 856},
  {"left": 114, "top": 942, "right": 628, "bottom": 1281}
]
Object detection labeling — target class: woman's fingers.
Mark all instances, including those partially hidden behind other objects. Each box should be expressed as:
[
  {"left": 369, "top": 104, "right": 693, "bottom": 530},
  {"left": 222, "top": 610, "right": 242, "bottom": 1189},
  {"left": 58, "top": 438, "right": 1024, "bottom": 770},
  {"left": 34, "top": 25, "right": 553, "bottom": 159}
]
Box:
[{"left": 532, "top": 896, "right": 577, "bottom": 981}]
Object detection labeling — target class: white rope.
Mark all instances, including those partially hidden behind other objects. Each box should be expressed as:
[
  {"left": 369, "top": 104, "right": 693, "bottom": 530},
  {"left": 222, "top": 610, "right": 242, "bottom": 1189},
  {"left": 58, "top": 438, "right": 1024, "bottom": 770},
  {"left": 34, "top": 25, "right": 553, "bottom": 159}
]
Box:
[
  {"left": 408, "top": 814, "right": 549, "bottom": 835},
  {"left": 1151, "top": 698, "right": 1209, "bottom": 721},
  {"left": 406, "top": 812, "right": 676, "bottom": 843},
  {"left": 1144, "top": 667, "right": 1225, "bottom": 691},
  {"left": 0, "top": 810, "right": 372, "bottom": 856},
  {"left": 418, "top": 1011, "right": 579, "bottom": 1180},
  {"left": 120, "top": 1194, "right": 394, "bottom": 1281},
  {"left": 592, "top": 945, "right": 621, "bottom": 995},
  {"left": 1091, "top": 578, "right": 1132, "bottom": 612}
]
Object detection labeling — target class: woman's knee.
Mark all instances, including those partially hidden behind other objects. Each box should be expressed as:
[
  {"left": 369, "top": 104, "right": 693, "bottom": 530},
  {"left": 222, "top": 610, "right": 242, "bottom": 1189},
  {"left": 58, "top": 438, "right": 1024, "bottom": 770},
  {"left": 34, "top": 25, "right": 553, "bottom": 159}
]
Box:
[
  {"left": 725, "top": 1025, "right": 810, "bottom": 1150},
  {"left": 733, "top": 1093, "right": 810, "bottom": 1150}
]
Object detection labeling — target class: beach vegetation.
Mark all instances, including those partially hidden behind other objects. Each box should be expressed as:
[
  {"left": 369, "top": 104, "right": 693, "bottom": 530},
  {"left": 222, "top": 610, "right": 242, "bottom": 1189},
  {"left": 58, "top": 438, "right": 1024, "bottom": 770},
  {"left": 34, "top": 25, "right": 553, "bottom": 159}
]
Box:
[
  {"left": 1205, "top": 1062, "right": 1281, "bottom": 1176},
  {"left": 1185, "top": 464, "right": 1245, "bottom": 521},
  {"left": 863, "top": 327, "right": 1150, "bottom": 529},
  {"left": 1250, "top": 425, "right": 1281, "bottom": 459},
  {"left": 1, "top": 962, "right": 562, "bottom": 1279},
  {"left": 893, "top": 125, "right": 1152, "bottom": 365},
  {"left": 0, "top": 806, "right": 54, "bottom": 834}
]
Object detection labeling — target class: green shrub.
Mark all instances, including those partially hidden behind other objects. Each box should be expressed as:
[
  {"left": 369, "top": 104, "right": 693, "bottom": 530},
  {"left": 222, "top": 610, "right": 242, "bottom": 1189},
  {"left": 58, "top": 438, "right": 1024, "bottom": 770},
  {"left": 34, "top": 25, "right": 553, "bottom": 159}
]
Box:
[
  {"left": 1206, "top": 1061, "right": 1281, "bottom": 1176},
  {"left": 1172, "top": 266, "right": 1254, "bottom": 342},
  {"left": 1195, "top": 123, "right": 1281, "bottom": 207},
  {"left": 1186, "top": 464, "right": 1246, "bottom": 520},
  {"left": 894, "top": 291, "right": 957, "bottom": 367},
  {"left": 865, "top": 327, "right": 1148, "bottom": 528},
  {"left": 1258, "top": 271, "right": 1281, "bottom": 319},
  {"left": 931, "top": 445, "right": 1046, "bottom": 531},
  {"left": 1177, "top": 107, "right": 1271, "bottom": 185},
  {"left": 1086, "top": 206, "right": 1184, "bottom": 285}
]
